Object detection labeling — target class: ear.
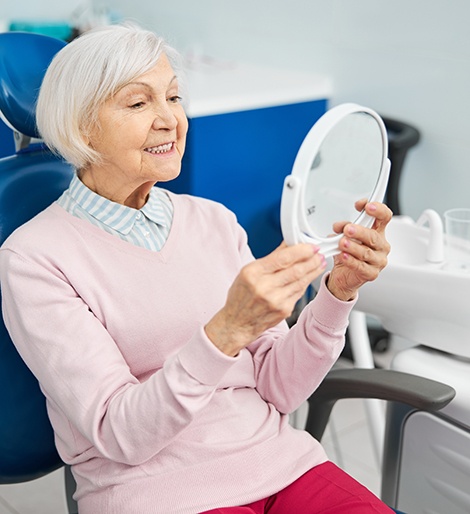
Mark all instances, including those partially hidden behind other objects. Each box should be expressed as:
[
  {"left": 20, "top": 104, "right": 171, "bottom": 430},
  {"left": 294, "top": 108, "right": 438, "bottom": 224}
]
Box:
[
  {"left": 82, "top": 131, "right": 95, "bottom": 149},
  {"left": 82, "top": 118, "right": 102, "bottom": 148}
]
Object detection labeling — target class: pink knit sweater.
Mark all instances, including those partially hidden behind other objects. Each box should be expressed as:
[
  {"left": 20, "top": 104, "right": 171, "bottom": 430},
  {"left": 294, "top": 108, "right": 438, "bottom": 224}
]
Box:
[{"left": 0, "top": 192, "right": 355, "bottom": 513}]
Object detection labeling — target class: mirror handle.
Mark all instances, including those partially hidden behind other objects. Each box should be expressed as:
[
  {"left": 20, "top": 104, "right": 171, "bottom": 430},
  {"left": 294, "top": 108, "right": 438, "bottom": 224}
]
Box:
[{"left": 280, "top": 175, "right": 302, "bottom": 246}]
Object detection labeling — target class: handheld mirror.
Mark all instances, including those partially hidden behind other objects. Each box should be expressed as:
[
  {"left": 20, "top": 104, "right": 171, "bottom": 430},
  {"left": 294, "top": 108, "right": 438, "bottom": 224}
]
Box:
[{"left": 280, "top": 103, "right": 390, "bottom": 257}]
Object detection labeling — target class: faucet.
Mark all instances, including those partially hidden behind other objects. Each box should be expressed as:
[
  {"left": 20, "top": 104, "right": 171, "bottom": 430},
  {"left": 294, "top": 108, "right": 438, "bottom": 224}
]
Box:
[{"left": 416, "top": 209, "right": 445, "bottom": 263}]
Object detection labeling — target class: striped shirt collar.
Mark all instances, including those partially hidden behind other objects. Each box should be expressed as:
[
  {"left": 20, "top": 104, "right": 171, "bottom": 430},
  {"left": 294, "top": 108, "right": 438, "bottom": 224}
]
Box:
[{"left": 68, "top": 174, "right": 169, "bottom": 235}]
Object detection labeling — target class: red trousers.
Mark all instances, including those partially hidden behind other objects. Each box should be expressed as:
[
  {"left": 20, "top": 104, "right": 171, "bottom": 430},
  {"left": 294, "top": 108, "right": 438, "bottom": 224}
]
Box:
[{"left": 201, "top": 461, "right": 394, "bottom": 513}]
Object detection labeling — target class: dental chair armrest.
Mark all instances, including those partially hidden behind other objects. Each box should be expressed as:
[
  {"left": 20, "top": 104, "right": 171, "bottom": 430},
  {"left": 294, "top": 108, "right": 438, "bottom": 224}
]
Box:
[{"left": 305, "top": 368, "right": 456, "bottom": 441}]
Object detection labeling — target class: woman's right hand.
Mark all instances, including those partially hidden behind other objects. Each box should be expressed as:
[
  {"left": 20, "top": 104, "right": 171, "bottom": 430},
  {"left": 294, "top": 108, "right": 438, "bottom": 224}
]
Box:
[{"left": 204, "top": 243, "right": 326, "bottom": 356}]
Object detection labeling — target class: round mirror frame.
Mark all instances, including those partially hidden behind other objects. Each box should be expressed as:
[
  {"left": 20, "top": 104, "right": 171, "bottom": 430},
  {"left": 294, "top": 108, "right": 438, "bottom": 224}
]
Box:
[{"left": 280, "top": 102, "right": 391, "bottom": 257}]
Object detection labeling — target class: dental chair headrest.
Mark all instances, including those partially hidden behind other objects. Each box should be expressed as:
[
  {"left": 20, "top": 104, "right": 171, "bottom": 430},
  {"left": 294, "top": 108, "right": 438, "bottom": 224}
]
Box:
[{"left": 0, "top": 32, "right": 66, "bottom": 138}]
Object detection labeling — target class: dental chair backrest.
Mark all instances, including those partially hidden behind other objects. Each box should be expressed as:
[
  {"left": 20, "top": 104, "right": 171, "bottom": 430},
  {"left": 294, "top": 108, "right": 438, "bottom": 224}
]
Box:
[{"left": 0, "top": 31, "right": 74, "bottom": 483}]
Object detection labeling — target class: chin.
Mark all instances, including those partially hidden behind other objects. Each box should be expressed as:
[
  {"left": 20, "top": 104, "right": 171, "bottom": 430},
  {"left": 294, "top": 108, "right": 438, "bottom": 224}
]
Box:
[{"left": 155, "top": 168, "right": 182, "bottom": 184}]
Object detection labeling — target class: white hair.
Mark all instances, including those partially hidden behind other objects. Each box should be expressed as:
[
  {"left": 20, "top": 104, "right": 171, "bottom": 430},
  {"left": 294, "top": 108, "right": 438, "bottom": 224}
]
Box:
[{"left": 36, "top": 23, "right": 183, "bottom": 170}]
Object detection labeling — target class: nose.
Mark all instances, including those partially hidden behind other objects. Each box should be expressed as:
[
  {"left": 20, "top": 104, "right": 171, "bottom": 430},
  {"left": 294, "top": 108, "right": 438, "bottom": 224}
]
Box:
[{"left": 152, "top": 103, "right": 178, "bottom": 131}]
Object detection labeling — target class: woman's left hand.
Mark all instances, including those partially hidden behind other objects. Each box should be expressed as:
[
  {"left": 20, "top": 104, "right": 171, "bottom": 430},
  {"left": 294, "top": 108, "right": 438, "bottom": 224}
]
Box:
[{"left": 326, "top": 200, "right": 393, "bottom": 302}]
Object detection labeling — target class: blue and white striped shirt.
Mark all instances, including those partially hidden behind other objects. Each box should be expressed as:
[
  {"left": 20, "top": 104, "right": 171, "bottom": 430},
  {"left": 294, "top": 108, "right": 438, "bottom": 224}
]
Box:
[{"left": 57, "top": 174, "right": 173, "bottom": 251}]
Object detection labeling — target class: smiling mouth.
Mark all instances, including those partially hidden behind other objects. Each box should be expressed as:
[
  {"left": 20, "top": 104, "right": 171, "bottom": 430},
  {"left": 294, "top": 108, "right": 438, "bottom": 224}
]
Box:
[{"left": 145, "top": 142, "right": 174, "bottom": 154}]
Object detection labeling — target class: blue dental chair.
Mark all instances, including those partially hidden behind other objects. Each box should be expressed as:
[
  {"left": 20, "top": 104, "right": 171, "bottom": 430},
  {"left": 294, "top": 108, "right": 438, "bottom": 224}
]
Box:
[
  {"left": 0, "top": 31, "right": 77, "bottom": 513},
  {"left": 0, "top": 31, "right": 455, "bottom": 514}
]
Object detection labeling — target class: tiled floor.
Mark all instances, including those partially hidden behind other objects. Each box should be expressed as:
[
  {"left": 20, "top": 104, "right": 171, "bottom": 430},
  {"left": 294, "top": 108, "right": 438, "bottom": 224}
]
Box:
[{"left": 0, "top": 351, "right": 397, "bottom": 514}]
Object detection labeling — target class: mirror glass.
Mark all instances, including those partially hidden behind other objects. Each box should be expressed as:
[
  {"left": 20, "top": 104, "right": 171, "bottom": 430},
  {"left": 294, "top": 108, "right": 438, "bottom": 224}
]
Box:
[
  {"left": 303, "top": 111, "right": 384, "bottom": 238},
  {"left": 281, "top": 103, "right": 389, "bottom": 255}
]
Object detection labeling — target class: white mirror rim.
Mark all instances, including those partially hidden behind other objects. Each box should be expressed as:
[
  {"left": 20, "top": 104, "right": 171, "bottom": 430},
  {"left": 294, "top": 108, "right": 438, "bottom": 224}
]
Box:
[{"left": 280, "top": 102, "right": 390, "bottom": 256}]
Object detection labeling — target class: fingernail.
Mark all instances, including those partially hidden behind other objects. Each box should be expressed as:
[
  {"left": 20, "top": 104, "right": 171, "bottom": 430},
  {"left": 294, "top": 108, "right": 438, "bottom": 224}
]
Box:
[
  {"left": 347, "top": 225, "right": 355, "bottom": 236},
  {"left": 368, "top": 203, "right": 377, "bottom": 211},
  {"left": 312, "top": 245, "right": 320, "bottom": 254}
]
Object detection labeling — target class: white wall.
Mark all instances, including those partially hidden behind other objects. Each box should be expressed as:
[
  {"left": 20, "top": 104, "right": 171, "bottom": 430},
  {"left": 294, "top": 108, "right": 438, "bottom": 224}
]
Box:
[
  {"left": 7, "top": 0, "right": 470, "bottom": 220},
  {"left": 0, "top": 0, "right": 84, "bottom": 23}
]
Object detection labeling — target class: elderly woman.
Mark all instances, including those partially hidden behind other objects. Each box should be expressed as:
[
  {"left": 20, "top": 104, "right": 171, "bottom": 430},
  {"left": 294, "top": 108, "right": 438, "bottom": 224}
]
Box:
[{"left": 0, "top": 23, "right": 393, "bottom": 514}]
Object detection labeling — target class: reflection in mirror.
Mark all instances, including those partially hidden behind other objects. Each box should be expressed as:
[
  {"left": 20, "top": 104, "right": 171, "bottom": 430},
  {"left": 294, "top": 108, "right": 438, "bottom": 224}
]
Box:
[{"left": 302, "top": 112, "right": 384, "bottom": 238}]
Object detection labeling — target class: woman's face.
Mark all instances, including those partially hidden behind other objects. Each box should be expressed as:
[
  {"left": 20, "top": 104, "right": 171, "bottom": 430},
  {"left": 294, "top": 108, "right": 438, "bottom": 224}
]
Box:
[{"left": 84, "top": 54, "right": 188, "bottom": 204}]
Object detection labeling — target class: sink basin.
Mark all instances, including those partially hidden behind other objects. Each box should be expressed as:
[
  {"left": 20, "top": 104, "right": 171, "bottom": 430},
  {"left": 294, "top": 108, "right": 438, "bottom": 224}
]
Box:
[{"left": 355, "top": 215, "right": 470, "bottom": 358}]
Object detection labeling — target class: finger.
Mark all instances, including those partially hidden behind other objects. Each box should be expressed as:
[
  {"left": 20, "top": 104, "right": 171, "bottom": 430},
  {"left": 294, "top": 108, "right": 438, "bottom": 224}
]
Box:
[
  {"left": 279, "top": 253, "right": 326, "bottom": 286},
  {"left": 340, "top": 237, "right": 384, "bottom": 267},
  {"left": 354, "top": 198, "right": 368, "bottom": 212},
  {"left": 335, "top": 252, "right": 383, "bottom": 284},
  {"left": 364, "top": 202, "right": 393, "bottom": 232},
  {"left": 261, "top": 243, "right": 319, "bottom": 273},
  {"left": 343, "top": 223, "right": 389, "bottom": 254},
  {"left": 332, "top": 220, "right": 349, "bottom": 234},
  {"left": 274, "top": 256, "right": 327, "bottom": 303},
  {"left": 333, "top": 198, "right": 393, "bottom": 234},
  {"left": 333, "top": 197, "right": 369, "bottom": 234}
]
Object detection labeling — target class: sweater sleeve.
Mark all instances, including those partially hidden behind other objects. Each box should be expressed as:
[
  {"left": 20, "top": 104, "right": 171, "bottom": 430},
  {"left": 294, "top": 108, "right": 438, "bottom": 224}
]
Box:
[
  {"left": 0, "top": 248, "right": 240, "bottom": 466},
  {"left": 227, "top": 207, "right": 356, "bottom": 415},
  {"left": 247, "top": 273, "right": 357, "bottom": 414}
]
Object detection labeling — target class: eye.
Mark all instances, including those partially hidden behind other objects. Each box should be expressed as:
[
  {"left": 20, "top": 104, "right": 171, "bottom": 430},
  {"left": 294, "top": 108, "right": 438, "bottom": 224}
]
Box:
[
  {"left": 168, "top": 96, "right": 182, "bottom": 104},
  {"left": 129, "top": 101, "right": 146, "bottom": 109}
]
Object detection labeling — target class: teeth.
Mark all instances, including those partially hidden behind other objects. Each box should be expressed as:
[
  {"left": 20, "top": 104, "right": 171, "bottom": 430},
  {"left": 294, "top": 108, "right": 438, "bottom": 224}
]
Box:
[{"left": 146, "top": 143, "right": 173, "bottom": 154}]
